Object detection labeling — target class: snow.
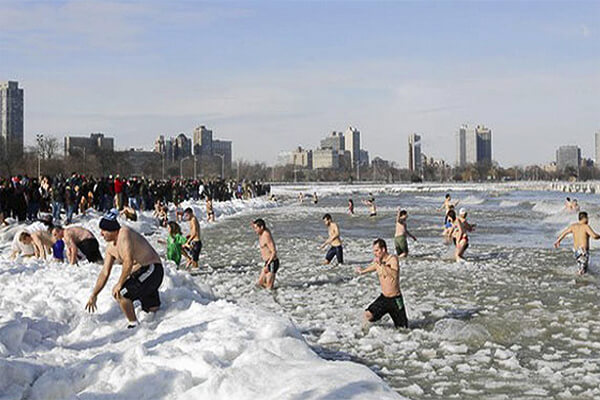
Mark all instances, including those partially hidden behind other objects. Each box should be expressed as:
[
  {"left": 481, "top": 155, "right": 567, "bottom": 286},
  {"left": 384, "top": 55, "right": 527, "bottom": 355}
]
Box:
[{"left": 0, "top": 197, "right": 402, "bottom": 400}]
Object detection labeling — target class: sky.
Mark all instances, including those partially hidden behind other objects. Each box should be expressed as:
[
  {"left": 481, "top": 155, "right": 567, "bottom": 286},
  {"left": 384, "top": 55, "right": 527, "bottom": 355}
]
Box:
[{"left": 1, "top": 0, "right": 599, "bottom": 166}]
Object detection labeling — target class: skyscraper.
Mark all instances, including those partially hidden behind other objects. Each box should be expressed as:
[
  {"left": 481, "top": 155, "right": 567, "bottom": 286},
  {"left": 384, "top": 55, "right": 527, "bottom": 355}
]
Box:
[
  {"left": 0, "top": 81, "right": 24, "bottom": 157},
  {"left": 408, "top": 133, "right": 422, "bottom": 173},
  {"left": 193, "top": 125, "right": 213, "bottom": 156},
  {"left": 344, "top": 126, "right": 360, "bottom": 168},
  {"left": 556, "top": 145, "right": 581, "bottom": 173},
  {"left": 320, "top": 131, "right": 345, "bottom": 151},
  {"left": 456, "top": 124, "right": 492, "bottom": 167}
]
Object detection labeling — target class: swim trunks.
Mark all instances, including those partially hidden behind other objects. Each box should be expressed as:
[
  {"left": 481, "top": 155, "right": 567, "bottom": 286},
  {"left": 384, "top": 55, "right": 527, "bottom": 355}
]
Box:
[
  {"left": 325, "top": 245, "right": 344, "bottom": 264},
  {"left": 189, "top": 240, "right": 202, "bottom": 262},
  {"left": 120, "top": 263, "right": 164, "bottom": 312},
  {"left": 394, "top": 235, "right": 409, "bottom": 256},
  {"left": 574, "top": 248, "right": 589, "bottom": 274},
  {"left": 76, "top": 238, "right": 103, "bottom": 263},
  {"left": 267, "top": 258, "right": 280, "bottom": 273},
  {"left": 52, "top": 239, "right": 65, "bottom": 261},
  {"left": 370, "top": 213, "right": 377, "bottom": 217},
  {"left": 366, "top": 293, "right": 408, "bottom": 328}
]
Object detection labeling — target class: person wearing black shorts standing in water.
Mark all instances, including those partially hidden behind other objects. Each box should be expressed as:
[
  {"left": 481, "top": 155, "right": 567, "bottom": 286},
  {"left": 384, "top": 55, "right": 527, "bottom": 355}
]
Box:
[
  {"left": 252, "top": 218, "right": 279, "bottom": 290},
  {"left": 320, "top": 213, "right": 343, "bottom": 265},
  {"left": 183, "top": 207, "right": 202, "bottom": 269},
  {"left": 355, "top": 238, "right": 408, "bottom": 329},
  {"left": 85, "top": 211, "right": 164, "bottom": 328}
]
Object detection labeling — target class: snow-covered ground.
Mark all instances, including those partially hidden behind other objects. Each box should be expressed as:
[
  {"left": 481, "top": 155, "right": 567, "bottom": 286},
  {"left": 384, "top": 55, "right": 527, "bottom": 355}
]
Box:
[{"left": 0, "top": 198, "right": 402, "bottom": 400}]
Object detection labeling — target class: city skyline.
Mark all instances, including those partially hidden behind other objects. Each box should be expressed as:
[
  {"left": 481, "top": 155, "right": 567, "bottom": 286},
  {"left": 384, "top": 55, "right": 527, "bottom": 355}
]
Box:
[{"left": 1, "top": 1, "right": 599, "bottom": 166}]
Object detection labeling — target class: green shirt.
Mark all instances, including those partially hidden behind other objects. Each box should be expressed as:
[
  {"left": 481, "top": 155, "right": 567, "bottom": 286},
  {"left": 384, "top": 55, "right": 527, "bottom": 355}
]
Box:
[{"left": 167, "top": 233, "right": 187, "bottom": 265}]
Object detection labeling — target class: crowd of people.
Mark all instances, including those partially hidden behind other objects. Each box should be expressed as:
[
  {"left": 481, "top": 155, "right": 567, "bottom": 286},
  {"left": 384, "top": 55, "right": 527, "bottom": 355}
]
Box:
[
  {"left": 6, "top": 182, "right": 593, "bottom": 332},
  {"left": 0, "top": 174, "right": 270, "bottom": 225}
]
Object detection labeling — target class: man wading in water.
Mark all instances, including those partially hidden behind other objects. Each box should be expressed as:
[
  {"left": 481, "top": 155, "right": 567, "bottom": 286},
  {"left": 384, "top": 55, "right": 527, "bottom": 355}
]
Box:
[{"left": 356, "top": 238, "right": 408, "bottom": 329}]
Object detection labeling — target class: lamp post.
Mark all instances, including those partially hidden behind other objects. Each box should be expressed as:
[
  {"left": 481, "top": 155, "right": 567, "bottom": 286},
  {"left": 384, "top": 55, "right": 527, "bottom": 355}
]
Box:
[
  {"left": 36, "top": 134, "right": 44, "bottom": 178},
  {"left": 215, "top": 153, "right": 225, "bottom": 179},
  {"left": 193, "top": 155, "right": 197, "bottom": 179},
  {"left": 180, "top": 156, "right": 191, "bottom": 178}
]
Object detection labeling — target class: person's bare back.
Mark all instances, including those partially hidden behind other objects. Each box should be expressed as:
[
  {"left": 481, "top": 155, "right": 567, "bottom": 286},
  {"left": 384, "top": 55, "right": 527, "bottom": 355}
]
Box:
[
  {"left": 557, "top": 221, "right": 599, "bottom": 250},
  {"left": 64, "top": 226, "right": 94, "bottom": 245},
  {"left": 110, "top": 226, "right": 161, "bottom": 272}
]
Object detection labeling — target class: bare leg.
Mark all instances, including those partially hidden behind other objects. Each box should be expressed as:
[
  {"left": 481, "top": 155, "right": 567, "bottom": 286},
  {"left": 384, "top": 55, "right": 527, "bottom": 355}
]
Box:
[
  {"left": 256, "top": 268, "right": 268, "bottom": 288},
  {"left": 265, "top": 272, "right": 276, "bottom": 289},
  {"left": 455, "top": 240, "right": 468, "bottom": 262},
  {"left": 118, "top": 296, "right": 137, "bottom": 323}
]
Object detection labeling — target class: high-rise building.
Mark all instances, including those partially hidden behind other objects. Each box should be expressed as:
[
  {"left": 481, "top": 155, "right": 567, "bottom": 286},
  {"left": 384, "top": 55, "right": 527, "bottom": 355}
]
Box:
[
  {"left": 595, "top": 131, "right": 600, "bottom": 165},
  {"left": 556, "top": 145, "right": 581, "bottom": 173},
  {"left": 344, "top": 126, "right": 360, "bottom": 168},
  {"left": 456, "top": 124, "right": 492, "bottom": 167},
  {"left": 0, "top": 81, "right": 24, "bottom": 157},
  {"left": 212, "top": 139, "right": 232, "bottom": 175},
  {"left": 64, "top": 133, "right": 114, "bottom": 157},
  {"left": 193, "top": 125, "right": 213, "bottom": 156},
  {"left": 359, "top": 149, "right": 369, "bottom": 166},
  {"left": 320, "top": 131, "right": 345, "bottom": 151},
  {"left": 408, "top": 133, "right": 422, "bottom": 173},
  {"left": 313, "top": 149, "right": 340, "bottom": 169},
  {"left": 175, "top": 133, "right": 192, "bottom": 159}
]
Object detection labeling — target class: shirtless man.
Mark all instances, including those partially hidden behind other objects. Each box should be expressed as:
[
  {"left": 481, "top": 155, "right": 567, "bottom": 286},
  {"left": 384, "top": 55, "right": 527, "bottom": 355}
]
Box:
[
  {"left": 206, "top": 196, "right": 216, "bottom": 223},
  {"left": 363, "top": 193, "right": 377, "bottom": 217},
  {"left": 313, "top": 192, "right": 319, "bottom": 204},
  {"left": 252, "top": 218, "right": 279, "bottom": 289},
  {"left": 85, "top": 212, "right": 163, "bottom": 327},
  {"left": 183, "top": 208, "right": 202, "bottom": 269},
  {"left": 395, "top": 209, "right": 417, "bottom": 258},
  {"left": 30, "top": 229, "right": 55, "bottom": 260},
  {"left": 320, "top": 213, "right": 343, "bottom": 265},
  {"left": 52, "top": 226, "right": 103, "bottom": 264},
  {"left": 554, "top": 211, "right": 600, "bottom": 275},
  {"left": 298, "top": 192, "right": 304, "bottom": 204},
  {"left": 355, "top": 238, "right": 408, "bottom": 329}
]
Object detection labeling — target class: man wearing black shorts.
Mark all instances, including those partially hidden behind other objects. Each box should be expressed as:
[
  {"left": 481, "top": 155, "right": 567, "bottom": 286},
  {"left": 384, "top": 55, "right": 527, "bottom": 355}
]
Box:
[
  {"left": 85, "top": 211, "right": 163, "bottom": 328},
  {"left": 183, "top": 207, "right": 202, "bottom": 269},
  {"left": 52, "top": 226, "right": 103, "bottom": 264},
  {"left": 355, "top": 238, "right": 408, "bottom": 329}
]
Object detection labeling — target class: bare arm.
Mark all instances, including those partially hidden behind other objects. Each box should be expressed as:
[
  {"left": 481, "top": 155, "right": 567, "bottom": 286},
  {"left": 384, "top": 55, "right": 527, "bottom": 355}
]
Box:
[
  {"left": 554, "top": 226, "right": 573, "bottom": 248},
  {"left": 85, "top": 252, "right": 115, "bottom": 313},
  {"left": 64, "top": 233, "right": 78, "bottom": 265},
  {"left": 355, "top": 262, "right": 378, "bottom": 275},
  {"left": 587, "top": 225, "right": 600, "bottom": 240},
  {"left": 32, "top": 234, "right": 46, "bottom": 260}
]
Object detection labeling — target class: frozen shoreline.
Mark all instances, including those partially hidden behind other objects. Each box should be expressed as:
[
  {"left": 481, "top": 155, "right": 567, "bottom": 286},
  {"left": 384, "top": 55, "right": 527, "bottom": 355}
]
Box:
[{"left": 0, "top": 197, "right": 402, "bottom": 400}]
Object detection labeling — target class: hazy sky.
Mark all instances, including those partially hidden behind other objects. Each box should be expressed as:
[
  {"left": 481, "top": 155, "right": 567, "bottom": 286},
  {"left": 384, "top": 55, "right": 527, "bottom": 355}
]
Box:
[{"left": 1, "top": 0, "right": 599, "bottom": 166}]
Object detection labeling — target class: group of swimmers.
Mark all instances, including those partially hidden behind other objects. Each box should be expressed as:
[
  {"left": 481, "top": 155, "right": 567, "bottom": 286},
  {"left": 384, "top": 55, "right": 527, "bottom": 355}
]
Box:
[{"left": 10, "top": 187, "right": 595, "bottom": 332}]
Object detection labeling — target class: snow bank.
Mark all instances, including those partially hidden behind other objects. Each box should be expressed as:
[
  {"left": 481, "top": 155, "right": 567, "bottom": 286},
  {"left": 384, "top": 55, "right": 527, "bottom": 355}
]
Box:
[{"left": 0, "top": 197, "right": 402, "bottom": 400}]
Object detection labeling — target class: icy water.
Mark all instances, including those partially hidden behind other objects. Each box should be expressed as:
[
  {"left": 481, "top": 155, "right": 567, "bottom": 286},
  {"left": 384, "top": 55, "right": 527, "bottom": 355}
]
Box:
[{"left": 194, "top": 187, "right": 600, "bottom": 399}]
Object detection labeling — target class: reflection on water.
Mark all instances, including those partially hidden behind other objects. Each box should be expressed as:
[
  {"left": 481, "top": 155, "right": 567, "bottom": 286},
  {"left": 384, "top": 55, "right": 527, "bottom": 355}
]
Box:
[{"left": 195, "top": 189, "right": 600, "bottom": 399}]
